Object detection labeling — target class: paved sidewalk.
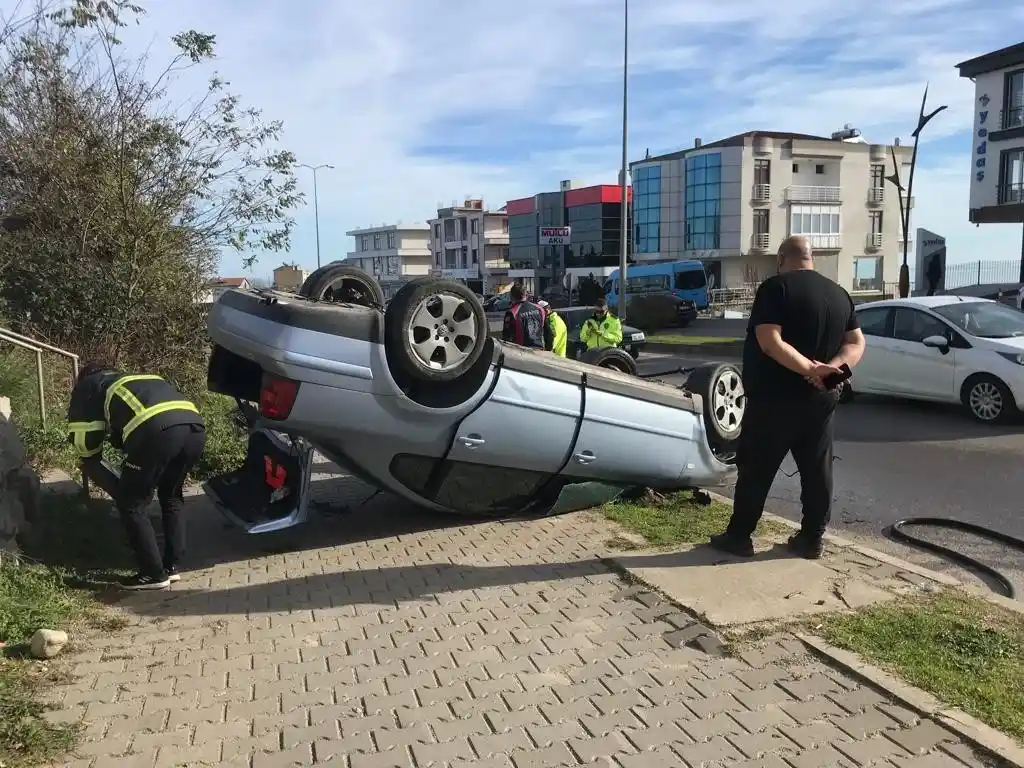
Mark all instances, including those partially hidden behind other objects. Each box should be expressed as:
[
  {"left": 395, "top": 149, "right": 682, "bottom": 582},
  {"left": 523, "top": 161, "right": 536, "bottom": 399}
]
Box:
[{"left": 45, "top": 471, "right": 1002, "bottom": 768}]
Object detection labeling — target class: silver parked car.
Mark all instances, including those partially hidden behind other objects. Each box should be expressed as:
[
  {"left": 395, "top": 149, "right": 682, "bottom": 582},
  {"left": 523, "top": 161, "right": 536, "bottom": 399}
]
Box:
[{"left": 203, "top": 264, "right": 745, "bottom": 533}]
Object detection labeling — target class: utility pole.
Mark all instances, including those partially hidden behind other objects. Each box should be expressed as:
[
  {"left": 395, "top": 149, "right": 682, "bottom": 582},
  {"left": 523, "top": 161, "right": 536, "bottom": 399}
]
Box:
[
  {"left": 300, "top": 163, "right": 334, "bottom": 268},
  {"left": 617, "top": 0, "right": 630, "bottom": 323}
]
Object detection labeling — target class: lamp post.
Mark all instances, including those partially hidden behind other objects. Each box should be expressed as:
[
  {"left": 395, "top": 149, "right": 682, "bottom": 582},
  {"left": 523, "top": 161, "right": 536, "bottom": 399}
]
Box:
[
  {"left": 300, "top": 163, "right": 334, "bottom": 268},
  {"left": 617, "top": 0, "right": 630, "bottom": 324},
  {"left": 884, "top": 85, "right": 946, "bottom": 298}
]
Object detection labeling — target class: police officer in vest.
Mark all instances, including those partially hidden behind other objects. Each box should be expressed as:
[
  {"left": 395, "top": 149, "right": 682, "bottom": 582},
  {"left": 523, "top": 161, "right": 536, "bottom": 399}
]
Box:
[
  {"left": 66, "top": 362, "right": 206, "bottom": 590},
  {"left": 537, "top": 300, "right": 568, "bottom": 357}
]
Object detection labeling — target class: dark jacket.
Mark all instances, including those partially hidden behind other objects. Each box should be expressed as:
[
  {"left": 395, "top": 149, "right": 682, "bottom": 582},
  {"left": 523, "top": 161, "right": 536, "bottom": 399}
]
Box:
[
  {"left": 502, "top": 300, "right": 548, "bottom": 348},
  {"left": 66, "top": 370, "right": 203, "bottom": 461}
]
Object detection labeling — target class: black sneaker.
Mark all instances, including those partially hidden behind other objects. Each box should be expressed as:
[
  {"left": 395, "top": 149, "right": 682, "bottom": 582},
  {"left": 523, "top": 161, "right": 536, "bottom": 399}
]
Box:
[
  {"left": 708, "top": 533, "right": 755, "bottom": 558},
  {"left": 166, "top": 566, "right": 181, "bottom": 584},
  {"left": 120, "top": 573, "right": 171, "bottom": 591},
  {"left": 787, "top": 533, "right": 825, "bottom": 560}
]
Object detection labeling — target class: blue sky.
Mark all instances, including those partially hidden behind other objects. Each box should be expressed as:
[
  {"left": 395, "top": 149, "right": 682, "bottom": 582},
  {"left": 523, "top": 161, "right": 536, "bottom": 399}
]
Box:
[{"left": 17, "top": 0, "right": 1024, "bottom": 279}]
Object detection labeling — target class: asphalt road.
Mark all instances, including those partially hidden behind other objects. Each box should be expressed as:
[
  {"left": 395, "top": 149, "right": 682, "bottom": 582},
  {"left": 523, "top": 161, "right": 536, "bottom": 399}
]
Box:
[{"left": 637, "top": 351, "right": 1024, "bottom": 596}]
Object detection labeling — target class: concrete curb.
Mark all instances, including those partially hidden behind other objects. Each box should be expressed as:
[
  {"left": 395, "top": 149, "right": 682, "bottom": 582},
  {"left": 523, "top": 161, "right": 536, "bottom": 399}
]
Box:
[
  {"left": 703, "top": 488, "right": 1024, "bottom": 616},
  {"left": 795, "top": 633, "right": 1024, "bottom": 766}
]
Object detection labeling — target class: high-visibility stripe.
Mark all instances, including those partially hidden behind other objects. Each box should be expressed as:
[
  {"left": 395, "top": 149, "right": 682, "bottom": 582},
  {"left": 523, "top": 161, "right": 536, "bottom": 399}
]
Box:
[
  {"left": 72, "top": 430, "right": 103, "bottom": 457},
  {"left": 104, "top": 375, "right": 162, "bottom": 422},
  {"left": 68, "top": 420, "right": 106, "bottom": 433},
  {"left": 122, "top": 400, "right": 199, "bottom": 442}
]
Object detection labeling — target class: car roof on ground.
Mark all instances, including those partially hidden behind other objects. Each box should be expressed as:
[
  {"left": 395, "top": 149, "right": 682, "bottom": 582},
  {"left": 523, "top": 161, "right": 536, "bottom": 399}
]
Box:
[{"left": 856, "top": 295, "right": 992, "bottom": 310}]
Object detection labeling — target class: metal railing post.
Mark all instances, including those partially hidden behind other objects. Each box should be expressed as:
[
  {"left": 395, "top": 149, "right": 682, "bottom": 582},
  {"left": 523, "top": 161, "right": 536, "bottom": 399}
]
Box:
[{"left": 35, "top": 348, "right": 46, "bottom": 427}]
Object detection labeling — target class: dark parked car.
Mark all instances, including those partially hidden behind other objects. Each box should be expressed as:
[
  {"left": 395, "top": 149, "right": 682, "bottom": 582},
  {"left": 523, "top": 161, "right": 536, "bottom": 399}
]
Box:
[{"left": 556, "top": 306, "right": 646, "bottom": 360}]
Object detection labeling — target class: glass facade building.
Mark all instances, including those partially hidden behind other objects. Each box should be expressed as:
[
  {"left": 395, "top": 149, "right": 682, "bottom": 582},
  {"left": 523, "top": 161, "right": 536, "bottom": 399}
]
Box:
[
  {"left": 633, "top": 165, "right": 661, "bottom": 254},
  {"left": 684, "top": 152, "right": 722, "bottom": 250}
]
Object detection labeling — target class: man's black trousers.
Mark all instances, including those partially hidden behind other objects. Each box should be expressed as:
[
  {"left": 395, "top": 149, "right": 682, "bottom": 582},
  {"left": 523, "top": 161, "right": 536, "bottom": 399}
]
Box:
[
  {"left": 726, "top": 392, "right": 837, "bottom": 541},
  {"left": 116, "top": 423, "right": 206, "bottom": 579}
]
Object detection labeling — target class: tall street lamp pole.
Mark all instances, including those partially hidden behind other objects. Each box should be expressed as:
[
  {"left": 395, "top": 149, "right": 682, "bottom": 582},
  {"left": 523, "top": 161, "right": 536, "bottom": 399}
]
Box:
[
  {"left": 884, "top": 85, "right": 946, "bottom": 298},
  {"left": 300, "top": 163, "right": 334, "bottom": 268},
  {"left": 617, "top": 0, "right": 629, "bottom": 324}
]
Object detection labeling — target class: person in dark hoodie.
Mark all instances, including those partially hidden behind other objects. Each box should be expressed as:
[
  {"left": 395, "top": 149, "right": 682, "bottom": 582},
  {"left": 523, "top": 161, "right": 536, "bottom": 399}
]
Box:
[{"left": 66, "top": 361, "right": 205, "bottom": 590}]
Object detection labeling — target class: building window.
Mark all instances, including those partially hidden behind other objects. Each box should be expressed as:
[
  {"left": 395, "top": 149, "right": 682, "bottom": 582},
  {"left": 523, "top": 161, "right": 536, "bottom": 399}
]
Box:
[
  {"left": 684, "top": 152, "right": 722, "bottom": 251},
  {"left": 633, "top": 164, "right": 661, "bottom": 254},
  {"left": 869, "top": 210, "right": 883, "bottom": 234},
  {"left": 471, "top": 248, "right": 478, "bottom": 264},
  {"left": 471, "top": 219, "right": 479, "bottom": 234},
  {"left": 435, "top": 251, "right": 442, "bottom": 267},
  {"left": 502, "top": 247, "right": 509, "bottom": 259},
  {"left": 790, "top": 205, "right": 840, "bottom": 237},
  {"left": 870, "top": 164, "right": 884, "bottom": 188},
  {"left": 434, "top": 223, "right": 440, "bottom": 239},
  {"left": 444, "top": 250, "right": 457, "bottom": 269},
  {"left": 1003, "top": 69, "right": 1024, "bottom": 130},
  {"left": 754, "top": 159, "right": 770, "bottom": 185},
  {"left": 387, "top": 232, "right": 396, "bottom": 248},
  {"left": 792, "top": 163, "right": 799, "bottom": 173},
  {"left": 753, "top": 209, "right": 769, "bottom": 235},
  {"left": 459, "top": 218, "right": 468, "bottom": 239},
  {"left": 502, "top": 218, "right": 509, "bottom": 233},
  {"left": 999, "top": 148, "right": 1024, "bottom": 204},
  {"left": 815, "top": 164, "right": 825, "bottom": 175},
  {"left": 373, "top": 232, "right": 383, "bottom": 249},
  {"left": 443, "top": 219, "right": 456, "bottom": 240},
  {"left": 360, "top": 235, "right": 370, "bottom": 251}
]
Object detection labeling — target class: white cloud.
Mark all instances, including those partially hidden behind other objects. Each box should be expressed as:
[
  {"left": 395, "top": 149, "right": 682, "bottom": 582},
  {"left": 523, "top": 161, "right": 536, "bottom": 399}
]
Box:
[{"left": 4, "top": 0, "right": 1019, "bottom": 279}]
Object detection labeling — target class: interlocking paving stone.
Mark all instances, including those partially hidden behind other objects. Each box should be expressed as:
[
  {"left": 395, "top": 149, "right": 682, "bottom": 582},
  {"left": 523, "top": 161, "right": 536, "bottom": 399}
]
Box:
[{"left": 49, "top": 471, "right": 999, "bottom": 768}]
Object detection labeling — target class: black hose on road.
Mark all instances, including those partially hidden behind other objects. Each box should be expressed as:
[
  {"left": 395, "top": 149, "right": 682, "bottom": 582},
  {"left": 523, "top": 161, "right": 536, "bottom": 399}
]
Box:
[{"left": 887, "top": 518, "right": 1024, "bottom": 600}]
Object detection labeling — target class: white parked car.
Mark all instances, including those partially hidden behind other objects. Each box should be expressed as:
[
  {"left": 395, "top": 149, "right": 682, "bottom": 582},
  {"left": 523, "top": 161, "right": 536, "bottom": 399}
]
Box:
[{"left": 848, "top": 296, "right": 1024, "bottom": 423}]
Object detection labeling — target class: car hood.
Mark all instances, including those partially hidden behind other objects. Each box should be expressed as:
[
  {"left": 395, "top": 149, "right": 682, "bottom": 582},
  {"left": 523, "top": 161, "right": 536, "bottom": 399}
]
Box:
[{"left": 980, "top": 334, "right": 1024, "bottom": 352}]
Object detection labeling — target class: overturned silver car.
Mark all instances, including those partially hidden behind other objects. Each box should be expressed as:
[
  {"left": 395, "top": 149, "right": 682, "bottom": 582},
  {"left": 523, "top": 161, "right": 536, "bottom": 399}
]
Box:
[{"left": 203, "top": 264, "right": 745, "bottom": 532}]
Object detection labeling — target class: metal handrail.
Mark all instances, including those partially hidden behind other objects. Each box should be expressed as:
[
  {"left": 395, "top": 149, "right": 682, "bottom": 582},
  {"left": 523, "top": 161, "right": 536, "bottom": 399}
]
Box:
[{"left": 0, "top": 327, "right": 79, "bottom": 427}]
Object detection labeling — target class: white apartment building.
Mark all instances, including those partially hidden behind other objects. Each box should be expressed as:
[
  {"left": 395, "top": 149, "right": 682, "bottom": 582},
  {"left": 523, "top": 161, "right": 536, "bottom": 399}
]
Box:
[
  {"left": 345, "top": 222, "right": 432, "bottom": 299},
  {"left": 956, "top": 43, "right": 1024, "bottom": 228},
  {"left": 629, "top": 130, "right": 913, "bottom": 292},
  {"left": 427, "top": 199, "right": 510, "bottom": 295}
]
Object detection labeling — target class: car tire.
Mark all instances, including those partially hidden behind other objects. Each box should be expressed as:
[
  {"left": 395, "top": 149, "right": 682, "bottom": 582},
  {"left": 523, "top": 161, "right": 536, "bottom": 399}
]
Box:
[
  {"left": 684, "top": 362, "right": 745, "bottom": 445},
  {"left": 960, "top": 373, "right": 1016, "bottom": 424},
  {"left": 299, "top": 264, "right": 385, "bottom": 307},
  {"left": 384, "top": 278, "right": 487, "bottom": 382},
  {"left": 580, "top": 347, "right": 638, "bottom": 375}
]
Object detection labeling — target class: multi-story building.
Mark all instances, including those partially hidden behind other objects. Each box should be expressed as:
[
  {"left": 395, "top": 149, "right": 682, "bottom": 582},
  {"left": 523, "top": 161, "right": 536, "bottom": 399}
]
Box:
[
  {"left": 427, "top": 199, "right": 509, "bottom": 295},
  {"left": 345, "top": 223, "right": 432, "bottom": 299},
  {"left": 505, "top": 181, "right": 631, "bottom": 295},
  {"left": 956, "top": 43, "right": 1024, "bottom": 240},
  {"left": 629, "top": 130, "right": 913, "bottom": 292},
  {"left": 272, "top": 263, "right": 309, "bottom": 292}
]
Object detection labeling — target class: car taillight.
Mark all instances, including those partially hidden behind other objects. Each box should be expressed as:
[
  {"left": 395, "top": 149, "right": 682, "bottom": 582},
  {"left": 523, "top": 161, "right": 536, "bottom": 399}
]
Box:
[{"left": 260, "top": 374, "right": 300, "bottom": 420}]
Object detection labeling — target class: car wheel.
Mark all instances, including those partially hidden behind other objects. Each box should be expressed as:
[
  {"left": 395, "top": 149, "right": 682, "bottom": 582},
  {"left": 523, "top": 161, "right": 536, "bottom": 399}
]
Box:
[
  {"left": 684, "top": 362, "right": 745, "bottom": 444},
  {"left": 580, "top": 347, "right": 638, "bottom": 375},
  {"left": 384, "top": 278, "right": 487, "bottom": 382},
  {"left": 961, "top": 374, "right": 1015, "bottom": 424},
  {"left": 299, "top": 264, "right": 386, "bottom": 307}
]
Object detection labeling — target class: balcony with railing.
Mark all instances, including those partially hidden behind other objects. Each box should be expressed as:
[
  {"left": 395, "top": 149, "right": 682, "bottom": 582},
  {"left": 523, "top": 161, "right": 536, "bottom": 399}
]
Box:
[
  {"left": 751, "top": 232, "right": 770, "bottom": 251},
  {"left": 867, "top": 187, "right": 884, "bottom": 205},
  {"left": 752, "top": 184, "right": 771, "bottom": 204},
  {"left": 786, "top": 185, "right": 841, "bottom": 203},
  {"left": 999, "top": 182, "right": 1024, "bottom": 205},
  {"left": 803, "top": 234, "right": 841, "bottom": 250},
  {"left": 866, "top": 232, "right": 883, "bottom": 251}
]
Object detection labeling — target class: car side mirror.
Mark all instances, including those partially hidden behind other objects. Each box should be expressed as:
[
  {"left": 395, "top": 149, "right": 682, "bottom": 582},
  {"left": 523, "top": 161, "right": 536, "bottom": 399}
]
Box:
[{"left": 922, "top": 335, "right": 950, "bottom": 354}]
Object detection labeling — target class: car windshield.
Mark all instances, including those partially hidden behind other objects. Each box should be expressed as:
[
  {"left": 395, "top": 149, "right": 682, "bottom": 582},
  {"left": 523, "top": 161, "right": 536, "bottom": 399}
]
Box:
[{"left": 931, "top": 301, "right": 1024, "bottom": 338}]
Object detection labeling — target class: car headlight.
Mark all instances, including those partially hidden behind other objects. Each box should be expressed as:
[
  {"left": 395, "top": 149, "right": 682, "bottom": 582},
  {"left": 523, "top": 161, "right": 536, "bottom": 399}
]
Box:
[
  {"left": 631, "top": 332, "right": 645, "bottom": 342},
  {"left": 996, "top": 351, "right": 1024, "bottom": 366}
]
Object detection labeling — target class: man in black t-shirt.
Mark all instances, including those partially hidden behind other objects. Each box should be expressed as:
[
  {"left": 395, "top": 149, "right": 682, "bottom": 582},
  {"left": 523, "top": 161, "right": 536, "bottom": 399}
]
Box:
[{"left": 710, "top": 236, "right": 866, "bottom": 560}]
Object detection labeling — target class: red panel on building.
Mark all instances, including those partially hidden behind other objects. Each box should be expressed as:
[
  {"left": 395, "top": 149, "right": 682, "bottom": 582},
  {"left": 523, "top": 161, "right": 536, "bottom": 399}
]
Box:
[
  {"left": 505, "top": 197, "right": 535, "bottom": 215},
  {"left": 563, "top": 185, "right": 632, "bottom": 208}
]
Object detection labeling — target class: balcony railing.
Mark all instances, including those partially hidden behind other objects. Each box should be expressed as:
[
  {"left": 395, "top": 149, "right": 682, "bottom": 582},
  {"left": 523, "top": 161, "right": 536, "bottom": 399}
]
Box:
[
  {"left": 1001, "top": 106, "right": 1024, "bottom": 131},
  {"left": 999, "top": 182, "right": 1024, "bottom": 205},
  {"left": 751, "top": 232, "right": 770, "bottom": 250},
  {"left": 786, "top": 185, "right": 841, "bottom": 203},
  {"left": 867, "top": 187, "right": 884, "bottom": 205},
  {"left": 752, "top": 183, "right": 771, "bottom": 203},
  {"left": 866, "top": 232, "right": 883, "bottom": 250},
  {"left": 801, "top": 234, "right": 841, "bottom": 250}
]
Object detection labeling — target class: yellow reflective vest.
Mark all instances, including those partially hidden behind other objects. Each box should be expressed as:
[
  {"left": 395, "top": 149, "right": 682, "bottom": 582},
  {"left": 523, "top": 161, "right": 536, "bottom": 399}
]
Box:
[{"left": 580, "top": 314, "right": 623, "bottom": 351}]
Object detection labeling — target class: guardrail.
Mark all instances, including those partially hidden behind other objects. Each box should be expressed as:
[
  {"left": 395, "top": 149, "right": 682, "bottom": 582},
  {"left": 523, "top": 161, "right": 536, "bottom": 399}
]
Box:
[{"left": 0, "top": 326, "right": 79, "bottom": 427}]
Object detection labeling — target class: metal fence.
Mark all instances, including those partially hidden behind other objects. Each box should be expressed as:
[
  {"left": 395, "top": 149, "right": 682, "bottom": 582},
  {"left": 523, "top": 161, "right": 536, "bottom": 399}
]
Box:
[
  {"left": 0, "top": 326, "right": 79, "bottom": 427},
  {"left": 911, "top": 259, "right": 1022, "bottom": 290}
]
